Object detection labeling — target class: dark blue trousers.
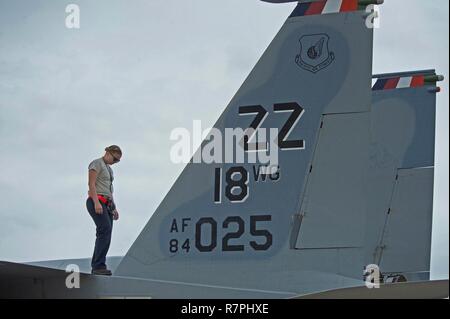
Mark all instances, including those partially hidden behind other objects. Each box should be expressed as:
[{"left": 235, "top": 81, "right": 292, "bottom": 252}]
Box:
[{"left": 86, "top": 198, "right": 113, "bottom": 270}]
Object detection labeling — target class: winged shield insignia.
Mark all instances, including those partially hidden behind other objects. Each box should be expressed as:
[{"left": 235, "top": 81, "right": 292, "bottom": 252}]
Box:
[{"left": 295, "top": 34, "right": 335, "bottom": 73}]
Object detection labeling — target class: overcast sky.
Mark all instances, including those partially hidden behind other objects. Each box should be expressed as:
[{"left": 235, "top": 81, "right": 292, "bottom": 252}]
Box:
[{"left": 0, "top": 0, "right": 448, "bottom": 279}]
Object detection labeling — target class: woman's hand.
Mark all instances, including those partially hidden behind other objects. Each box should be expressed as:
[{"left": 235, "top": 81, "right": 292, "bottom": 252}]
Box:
[
  {"left": 113, "top": 209, "right": 119, "bottom": 221},
  {"left": 95, "top": 201, "right": 103, "bottom": 214}
]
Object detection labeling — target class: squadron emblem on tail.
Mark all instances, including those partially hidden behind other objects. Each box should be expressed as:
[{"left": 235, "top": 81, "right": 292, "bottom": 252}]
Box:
[{"left": 295, "top": 33, "right": 335, "bottom": 73}]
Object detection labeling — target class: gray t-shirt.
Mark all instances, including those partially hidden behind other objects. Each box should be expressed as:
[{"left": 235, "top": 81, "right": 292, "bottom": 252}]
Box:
[{"left": 88, "top": 157, "right": 114, "bottom": 197}]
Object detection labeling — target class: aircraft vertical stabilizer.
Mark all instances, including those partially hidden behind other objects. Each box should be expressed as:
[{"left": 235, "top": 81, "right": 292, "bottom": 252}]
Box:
[
  {"left": 115, "top": 0, "right": 375, "bottom": 295},
  {"left": 366, "top": 70, "right": 443, "bottom": 281}
]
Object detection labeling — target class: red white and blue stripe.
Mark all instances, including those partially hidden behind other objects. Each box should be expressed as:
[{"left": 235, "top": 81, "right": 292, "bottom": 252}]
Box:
[
  {"left": 290, "top": 0, "right": 359, "bottom": 17},
  {"left": 372, "top": 75, "right": 425, "bottom": 91}
]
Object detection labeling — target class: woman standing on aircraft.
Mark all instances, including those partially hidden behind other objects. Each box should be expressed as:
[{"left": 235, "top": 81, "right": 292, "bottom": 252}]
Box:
[{"left": 86, "top": 145, "right": 122, "bottom": 276}]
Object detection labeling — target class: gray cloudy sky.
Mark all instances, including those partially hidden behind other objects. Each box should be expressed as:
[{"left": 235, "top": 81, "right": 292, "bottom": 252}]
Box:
[{"left": 0, "top": 0, "right": 448, "bottom": 279}]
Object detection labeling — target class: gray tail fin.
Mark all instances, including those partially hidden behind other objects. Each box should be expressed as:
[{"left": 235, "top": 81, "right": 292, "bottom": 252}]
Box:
[
  {"left": 115, "top": 1, "right": 376, "bottom": 295},
  {"left": 366, "top": 69, "right": 443, "bottom": 281}
]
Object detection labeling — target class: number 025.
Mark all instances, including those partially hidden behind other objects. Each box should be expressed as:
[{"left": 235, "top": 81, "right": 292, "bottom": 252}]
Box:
[{"left": 194, "top": 215, "right": 273, "bottom": 252}]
